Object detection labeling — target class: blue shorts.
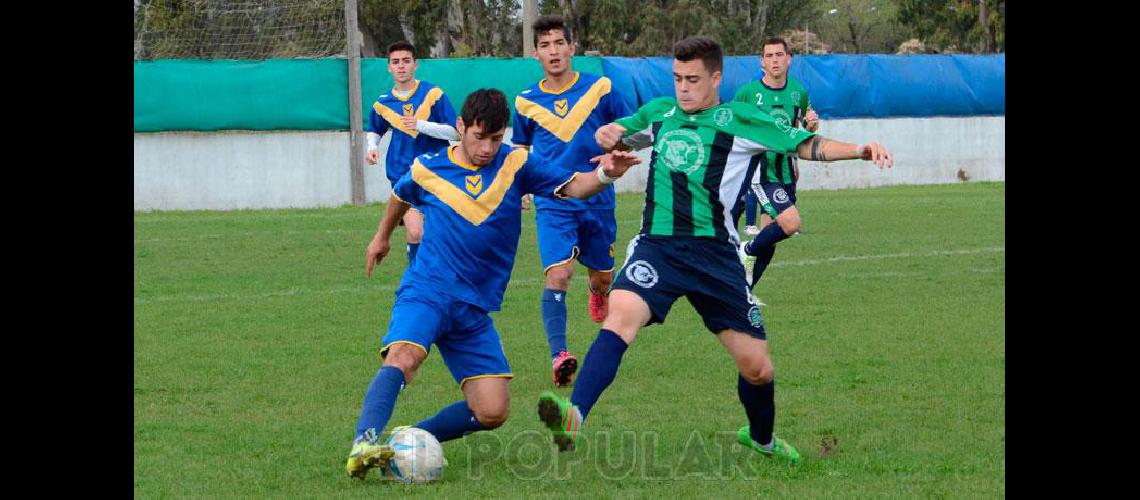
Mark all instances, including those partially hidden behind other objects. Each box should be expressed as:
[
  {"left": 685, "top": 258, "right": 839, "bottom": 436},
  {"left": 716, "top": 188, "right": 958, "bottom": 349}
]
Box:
[
  {"left": 752, "top": 182, "right": 797, "bottom": 218},
  {"left": 536, "top": 208, "right": 617, "bottom": 272},
  {"left": 381, "top": 288, "right": 513, "bottom": 386},
  {"left": 611, "top": 235, "right": 766, "bottom": 339}
]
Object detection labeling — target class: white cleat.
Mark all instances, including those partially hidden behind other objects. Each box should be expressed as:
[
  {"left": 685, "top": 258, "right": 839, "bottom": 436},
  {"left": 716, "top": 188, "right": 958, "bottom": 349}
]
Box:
[{"left": 738, "top": 240, "right": 756, "bottom": 286}]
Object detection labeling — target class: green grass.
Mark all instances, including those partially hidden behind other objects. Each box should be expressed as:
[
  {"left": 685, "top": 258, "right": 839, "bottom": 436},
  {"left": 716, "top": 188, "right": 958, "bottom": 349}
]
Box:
[{"left": 134, "top": 182, "right": 1004, "bottom": 497}]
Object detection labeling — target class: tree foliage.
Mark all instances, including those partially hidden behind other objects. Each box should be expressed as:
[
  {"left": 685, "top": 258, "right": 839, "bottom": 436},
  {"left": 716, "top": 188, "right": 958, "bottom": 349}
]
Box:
[
  {"left": 897, "top": 0, "right": 1004, "bottom": 53},
  {"left": 135, "top": 0, "right": 1006, "bottom": 60}
]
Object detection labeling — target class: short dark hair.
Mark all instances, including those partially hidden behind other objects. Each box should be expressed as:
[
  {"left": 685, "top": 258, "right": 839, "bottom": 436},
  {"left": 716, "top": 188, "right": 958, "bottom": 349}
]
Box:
[
  {"left": 533, "top": 15, "right": 571, "bottom": 47},
  {"left": 761, "top": 37, "right": 790, "bottom": 55},
  {"left": 387, "top": 40, "right": 416, "bottom": 58},
  {"left": 674, "top": 36, "right": 723, "bottom": 74},
  {"left": 460, "top": 88, "right": 510, "bottom": 133}
]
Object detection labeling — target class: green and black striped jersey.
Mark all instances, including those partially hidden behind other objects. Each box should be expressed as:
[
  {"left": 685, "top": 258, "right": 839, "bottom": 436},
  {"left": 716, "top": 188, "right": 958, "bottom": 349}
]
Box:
[
  {"left": 733, "top": 78, "right": 812, "bottom": 184},
  {"left": 616, "top": 97, "right": 814, "bottom": 243}
]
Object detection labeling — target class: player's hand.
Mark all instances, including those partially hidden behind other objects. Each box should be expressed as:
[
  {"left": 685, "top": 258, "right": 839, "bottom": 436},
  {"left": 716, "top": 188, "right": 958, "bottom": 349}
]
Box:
[
  {"left": 590, "top": 150, "right": 641, "bottom": 178},
  {"left": 402, "top": 114, "right": 418, "bottom": 132},
  {"left": 365, "top": 236, "right": 391, "bottom": 277},
  {"left": 521, "top": 193, "right": 532, "bottom": 211},
  {"left": 858, "top": 143, "right": 893, "bottom": 169},
  {"left": 804, "top": 109, "right": 820, "bottom": 131},
  {"left": 595, "top": 123, "right": 627, "bottom": 151},
  {"left": 366, "top": 149, "right": 379, "bottom": 165}
]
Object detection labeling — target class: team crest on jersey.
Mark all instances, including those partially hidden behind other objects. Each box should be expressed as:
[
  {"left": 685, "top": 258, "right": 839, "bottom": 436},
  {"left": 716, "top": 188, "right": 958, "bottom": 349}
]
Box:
[
  {"left": 402, "top": 103, "right": 414, "bottom": 115},
  {"left": 554, "top": 98, "right": 569, "bottom": 117},
  {"left": 769, "top": 108, "right": 793, "bottom": 132},
  {"left": 656, "top": 129, "right": 705, "bottom": 175},
  {"left": 626, "top": 260, "right": 659, "bottom": 288},
  {"left": 465, "top": 174, "right": 483, "bottom": 195},
  {"left": 773, "top": 188, "right": 789, "bottom": 204},
  {"left": 714, "top": 108, "right": 733, "bottom": 126}
]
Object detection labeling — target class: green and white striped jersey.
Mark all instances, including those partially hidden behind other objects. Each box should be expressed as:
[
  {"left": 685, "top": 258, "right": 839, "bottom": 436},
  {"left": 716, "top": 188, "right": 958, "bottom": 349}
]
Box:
[
  {"left": 733, "top": 78, "right": 813, "bottom": 184},
  {"left": 616, "top": 97, "right": 814, "bottom": 242}
]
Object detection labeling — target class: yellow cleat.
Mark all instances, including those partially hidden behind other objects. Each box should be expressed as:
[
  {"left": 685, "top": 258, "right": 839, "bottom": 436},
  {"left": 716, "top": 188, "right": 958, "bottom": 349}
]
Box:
[{"left": 345, "top": 432, "right": 395, "bottom": 479}]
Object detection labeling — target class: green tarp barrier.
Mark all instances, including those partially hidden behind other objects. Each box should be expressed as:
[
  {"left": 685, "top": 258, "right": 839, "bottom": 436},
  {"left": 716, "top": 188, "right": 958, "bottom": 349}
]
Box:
[{"left": 135, "top": 56, "right": 603, "bottom": 132}]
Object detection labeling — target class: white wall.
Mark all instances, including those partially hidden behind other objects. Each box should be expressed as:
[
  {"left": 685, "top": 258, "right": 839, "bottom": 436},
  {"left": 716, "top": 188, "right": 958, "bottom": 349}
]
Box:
[{"left": 134, "top": 116, "right": 1004, "bottom": 211}]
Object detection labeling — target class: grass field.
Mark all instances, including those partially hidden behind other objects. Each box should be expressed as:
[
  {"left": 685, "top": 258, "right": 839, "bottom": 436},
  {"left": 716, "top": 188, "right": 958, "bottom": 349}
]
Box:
[{"left": 134, "top": 182, "right": 1005, "bottom": 497}]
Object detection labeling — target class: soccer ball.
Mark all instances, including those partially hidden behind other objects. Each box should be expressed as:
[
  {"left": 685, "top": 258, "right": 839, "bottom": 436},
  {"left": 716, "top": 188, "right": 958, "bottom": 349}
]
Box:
[{"left": 382, "top": 427, "right": 444, "bottom": 483}]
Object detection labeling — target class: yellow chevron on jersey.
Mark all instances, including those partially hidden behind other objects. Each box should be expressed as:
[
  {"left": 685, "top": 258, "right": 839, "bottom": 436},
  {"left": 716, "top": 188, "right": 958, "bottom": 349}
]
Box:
[
  {"left": 411, "top": 147, "right": 529, "bottom": 226},
  {"left": 374, "top": 86, "right": 446, "bottom": 138},
  {"left": 514, "top": 77, "right": 612, "bottom": 143}
]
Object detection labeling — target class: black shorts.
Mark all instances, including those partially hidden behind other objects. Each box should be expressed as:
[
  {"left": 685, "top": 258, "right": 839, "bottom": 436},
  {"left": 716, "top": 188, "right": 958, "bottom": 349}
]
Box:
[
  {"left": 611, "top": 235, "right": 766, "bottom": 339},
  {"left": 752, "top": 182, "right": 797, "bottom": 218}
]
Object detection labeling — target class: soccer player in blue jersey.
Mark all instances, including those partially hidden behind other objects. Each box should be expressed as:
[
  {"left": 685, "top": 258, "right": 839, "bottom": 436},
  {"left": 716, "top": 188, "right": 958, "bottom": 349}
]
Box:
[
  {"left": 511, "top": 16, "right": 634, "bottom": 388},
  {"left": 536, "top": 37, "right": 892, "bottom": 464},
  {"left": 365, "top": 40, "right": 458, "bottom": 265},
  {"left": 345, "top": 89, "right": 641, "bottom": 479}
]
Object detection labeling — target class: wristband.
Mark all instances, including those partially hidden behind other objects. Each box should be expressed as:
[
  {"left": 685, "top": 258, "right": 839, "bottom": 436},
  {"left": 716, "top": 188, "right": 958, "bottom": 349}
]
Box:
[{"left": 596, "top": 166, "right": 617, "bottom": 185}]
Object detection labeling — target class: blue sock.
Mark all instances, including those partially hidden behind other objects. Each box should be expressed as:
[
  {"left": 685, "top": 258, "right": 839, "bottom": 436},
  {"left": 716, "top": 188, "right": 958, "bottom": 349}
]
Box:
[
  {"left": 355, "top": 365, "right": 406, "bottom": 439},
  {"left": 745, "top": 190, "right": 758, "bottom": 226},
  {"left": 407, "top": 243, "right": 419, "bottom": 263},
  {"left": 414, "top": 400, "right": 488, "bottom": 443},
  {"left": 542, "top": 288, "right": 569, "bottom": 359},
  {"left": 738, "top": 375, "right": 775, "bottom": 446},
  {"left": 744, "top": 222, "right": 790, "bottom": 255},
  {"left": 570, "top": 329, "right": 628, "bottom": 419}
]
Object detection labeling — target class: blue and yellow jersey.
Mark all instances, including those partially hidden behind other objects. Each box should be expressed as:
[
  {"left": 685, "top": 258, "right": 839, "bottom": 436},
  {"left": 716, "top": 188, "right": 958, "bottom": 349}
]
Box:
[
  {"left": 367, "top": 80, "right": 458, "bottom": 184},
  {"left": 392, "top": 144, "right": 577, "bottom": 312},
  {"left": 511, "top": 71, "right": 632, "bottom": 211}
]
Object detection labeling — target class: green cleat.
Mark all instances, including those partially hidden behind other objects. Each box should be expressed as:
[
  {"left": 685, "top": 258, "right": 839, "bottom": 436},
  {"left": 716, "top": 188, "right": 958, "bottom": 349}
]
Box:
[
  {"left": 345, "top": 429, "right": 395, "bottom": 479},
  {"left": 737, "top": 426, "right": 801, "bottom": 464},
  {"left": 537, "top": 391, "right": 583, "bottom": 451}
]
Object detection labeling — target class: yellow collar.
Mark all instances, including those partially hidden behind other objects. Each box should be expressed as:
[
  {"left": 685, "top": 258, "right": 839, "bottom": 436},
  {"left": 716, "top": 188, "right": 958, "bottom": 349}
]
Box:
[
  {"left": 392, "top": 80, "right": 421, "bottom": 101},
  {"left": 539, "top": 72, "right": 580, "bottom": 95},
  {"left": 447, "top": 145, "right": 481, "bottom": 171}
]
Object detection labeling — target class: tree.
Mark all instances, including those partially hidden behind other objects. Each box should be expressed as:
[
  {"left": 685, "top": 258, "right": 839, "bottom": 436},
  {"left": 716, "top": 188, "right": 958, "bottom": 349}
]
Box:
[
  {"left": 897, "top": 0, "right": 1004, "bottom": 53},
  {"left": 814, "top": 0, "right": 906, "bottom": 54}
]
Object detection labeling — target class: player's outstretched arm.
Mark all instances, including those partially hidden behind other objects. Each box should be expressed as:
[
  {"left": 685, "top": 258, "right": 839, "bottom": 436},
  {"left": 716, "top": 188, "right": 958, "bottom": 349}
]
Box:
[
  {"left": 558, "top": 151, "right": 642, "bottom": 199},
  {"left": 415, "top": 120, "right": 460, "bottom": 141},
  {"left": 595, "top": 123, "right": 631, "bottom": 152},
  {"left": 366, "top": 198, "right": 412, "bottom": 277},
  {"left": 796, "top": 135, "right": 893, "bottom": 169}
]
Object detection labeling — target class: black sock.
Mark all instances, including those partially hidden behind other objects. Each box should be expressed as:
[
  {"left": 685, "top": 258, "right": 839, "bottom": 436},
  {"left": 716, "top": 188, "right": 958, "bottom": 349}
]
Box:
[
  {"left": 744, "top": 223, "right": 791, "bottom": 255},
  {"left": 737, "top": 374, "right": 775, "bottom": 446},
  {"left": 750, "top": 245, "right": 777, "bottom": 288}
]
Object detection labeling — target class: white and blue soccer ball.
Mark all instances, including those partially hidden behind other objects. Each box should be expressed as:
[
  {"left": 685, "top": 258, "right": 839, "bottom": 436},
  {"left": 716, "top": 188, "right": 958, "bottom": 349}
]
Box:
[{"left": 382, "top": 427, "right": 444, "bottom": 483}]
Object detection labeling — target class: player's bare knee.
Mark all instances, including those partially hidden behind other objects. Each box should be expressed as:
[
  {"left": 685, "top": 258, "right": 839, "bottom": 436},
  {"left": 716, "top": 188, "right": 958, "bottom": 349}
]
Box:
[
  {"left": 741, "top": 363, "right": 774, "bottom": 385},
  {"left": 589, "top": 273, "right": 613, "bottom": 292},
  {"left": 601, "top": 311, "right": 640, "bottom": 344},
  {"left": 545, "top": 266, "right": 574, "bottom": 290},
  {"left": 405, "top": 227, "right": 423, "bottom": 244},
  {"left": 777, "top": 214, "right": 800, "bottom": 235},
  {"left": 383, "top": 345, "right": 426, "bottom": 380},
  {"left": 472, "top": 402, "right": 510, "bottom": 428}
]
